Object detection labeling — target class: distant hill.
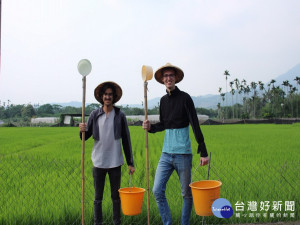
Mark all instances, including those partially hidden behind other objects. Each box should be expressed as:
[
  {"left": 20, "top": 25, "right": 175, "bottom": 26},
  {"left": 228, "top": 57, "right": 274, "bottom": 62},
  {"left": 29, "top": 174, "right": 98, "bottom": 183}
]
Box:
[
  {"left": 120, "top": 95, "right": 221, "bottom": 109},
  {"left": 271, "top": 63, "right": 300, "bottom": 87},
  {"left": 51, "top": 95, "right": 221, "bottom": 109},
  {"left": 52, "top": 63, "right": 300, "bottom": 109},
  {"left": 51, "top": 101, "right": 85, "bottom": 107}
]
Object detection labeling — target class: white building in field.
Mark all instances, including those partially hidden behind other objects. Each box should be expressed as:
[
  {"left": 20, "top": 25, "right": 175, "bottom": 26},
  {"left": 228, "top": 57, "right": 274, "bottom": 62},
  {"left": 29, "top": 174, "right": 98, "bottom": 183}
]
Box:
[{"left": 31, "top": 117, "right": 59, "bottom": 125}]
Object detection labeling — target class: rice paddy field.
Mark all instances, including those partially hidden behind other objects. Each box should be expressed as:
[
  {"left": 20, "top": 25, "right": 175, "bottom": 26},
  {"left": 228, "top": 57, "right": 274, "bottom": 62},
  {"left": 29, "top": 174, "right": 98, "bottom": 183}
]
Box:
[{"left": 0, "top": 124, "right": 299, "bottom": 225}]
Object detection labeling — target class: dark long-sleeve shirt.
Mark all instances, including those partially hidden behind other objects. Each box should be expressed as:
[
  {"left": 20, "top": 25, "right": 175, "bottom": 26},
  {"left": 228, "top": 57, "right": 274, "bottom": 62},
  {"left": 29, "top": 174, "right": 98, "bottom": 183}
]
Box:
[{"left": 149, "top": 86, "right": 208, "bottom": 157}]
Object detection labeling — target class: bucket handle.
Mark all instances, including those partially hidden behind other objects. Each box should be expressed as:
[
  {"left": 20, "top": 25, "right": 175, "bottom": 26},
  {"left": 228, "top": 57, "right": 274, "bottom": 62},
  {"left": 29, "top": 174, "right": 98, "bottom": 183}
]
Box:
[
  {"left": 192, "top": 152, "right": 217, "bottom": 183},
  {"left": 128, "top": 173, "right": 135, "bottom": 192}
]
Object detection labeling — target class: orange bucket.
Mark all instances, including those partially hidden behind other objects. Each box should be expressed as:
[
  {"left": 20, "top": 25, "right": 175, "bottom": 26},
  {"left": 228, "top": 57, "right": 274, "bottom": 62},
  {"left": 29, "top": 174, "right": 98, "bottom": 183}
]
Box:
[
  {"left": 189, "top": 180, "right": 222, "bottom": 216},
  {"left": 118, "top": 187, "right": 145, "bottom": 216}
]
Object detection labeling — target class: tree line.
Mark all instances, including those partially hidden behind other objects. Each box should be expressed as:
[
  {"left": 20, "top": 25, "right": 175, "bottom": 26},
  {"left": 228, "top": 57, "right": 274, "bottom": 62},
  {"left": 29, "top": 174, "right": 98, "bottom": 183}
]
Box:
[
  {"left": 219, "top": 71, "right": 300, "bottom": 119},
  {"left": 1, "top": 72, "right": 299, "bottom": 126},
  {"left": 0, "top": 102, "right": 218, "bottom": 126}
]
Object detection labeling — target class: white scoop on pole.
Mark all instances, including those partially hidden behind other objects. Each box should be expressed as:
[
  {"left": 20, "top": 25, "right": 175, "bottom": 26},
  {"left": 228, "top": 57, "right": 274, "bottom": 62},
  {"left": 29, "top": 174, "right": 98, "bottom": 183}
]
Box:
[
  {"left": 141, "top": 65, "right": 153, "bottom": 225},
  {"left": 78, "top": 59, "right": 92, "bottom": 225}
]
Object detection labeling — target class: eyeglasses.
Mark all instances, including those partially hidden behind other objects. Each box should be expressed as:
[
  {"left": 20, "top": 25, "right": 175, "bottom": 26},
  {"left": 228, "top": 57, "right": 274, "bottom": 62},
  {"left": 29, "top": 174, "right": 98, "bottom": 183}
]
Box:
[
  {"left": 104, "top": 93, "right": 113, "bottom": 97},
  {"left": 163, "top": 74, "right": 175, "bottom": 79}
]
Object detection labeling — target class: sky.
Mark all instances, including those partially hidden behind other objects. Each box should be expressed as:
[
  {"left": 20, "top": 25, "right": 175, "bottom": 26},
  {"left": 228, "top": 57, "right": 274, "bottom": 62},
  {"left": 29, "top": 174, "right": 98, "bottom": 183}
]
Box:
[{"left": 1, "top": 0, "right": 300, "bottom": 107}]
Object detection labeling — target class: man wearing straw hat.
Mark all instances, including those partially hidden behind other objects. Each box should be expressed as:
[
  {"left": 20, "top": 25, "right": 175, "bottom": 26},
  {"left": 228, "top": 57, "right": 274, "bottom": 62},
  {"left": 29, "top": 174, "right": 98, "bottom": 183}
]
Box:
[
  {"left": 79, "top": 81, "right": 135, "bottom": 225},
  {"left": 143, "top": 63, "right": 209, "bottom": 225}
]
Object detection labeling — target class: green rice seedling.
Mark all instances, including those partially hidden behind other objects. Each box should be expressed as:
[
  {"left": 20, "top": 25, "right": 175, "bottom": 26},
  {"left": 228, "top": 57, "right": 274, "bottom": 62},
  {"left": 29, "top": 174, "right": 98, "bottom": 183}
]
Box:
[{"left": 0, "top": 124, "right": 299, "bottom": 224}]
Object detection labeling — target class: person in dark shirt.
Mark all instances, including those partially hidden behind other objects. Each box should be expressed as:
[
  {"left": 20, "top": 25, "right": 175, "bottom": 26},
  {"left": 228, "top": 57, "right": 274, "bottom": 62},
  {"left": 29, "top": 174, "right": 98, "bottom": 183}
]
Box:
[{"left": 143, "top": 63, "right": 209, "bottom": 225}]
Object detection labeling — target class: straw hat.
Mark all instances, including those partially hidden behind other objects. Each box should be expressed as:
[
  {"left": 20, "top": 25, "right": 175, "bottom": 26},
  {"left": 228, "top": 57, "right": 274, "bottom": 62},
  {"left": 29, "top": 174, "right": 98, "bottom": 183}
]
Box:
[
  {"left": 94, "top": 81, "right": 123, "bottom": 104},
  {"left": 154, "top": 63, "right": 184, "bottom": 84}
]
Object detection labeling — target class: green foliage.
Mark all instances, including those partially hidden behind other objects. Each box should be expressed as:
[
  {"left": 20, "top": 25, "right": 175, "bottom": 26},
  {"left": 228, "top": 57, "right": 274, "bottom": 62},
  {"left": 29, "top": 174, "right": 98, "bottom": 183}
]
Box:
[
  {"left": 219, "top": 75, "right": 300, "bottom": 119},
  {"left": 36, "top": 104, "right": 54, "bottom": 116},
  {"left": 195, "top": 107, "right": 218, "bottom": 118},
  {"left": 119, "top": 105, "right": 145, "bottom": 115},
  {"left": 4, "top": 104, "right": 24, "bottom": 118},
  {"left": 85, "top": 103, "right": 100, "bottom": 114},
  {"left": 0, "top": 106, "right": 5, "bottom": 118},
  {"left": 148, "top": 106, "right": 159, "bottom": 115},
  {"left": 21, "top": 104, "right": 36, "bottom": 120},
  {"left": 52, "top": 104, "right": 63, "bottom": 114},
  {"left": 60, "top": 106, "right": 81, "bottom": 114}
]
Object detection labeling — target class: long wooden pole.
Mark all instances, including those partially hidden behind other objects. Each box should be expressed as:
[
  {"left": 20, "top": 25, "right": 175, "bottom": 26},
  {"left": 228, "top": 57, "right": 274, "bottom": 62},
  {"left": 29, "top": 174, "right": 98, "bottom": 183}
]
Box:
[
  {"left": 202, "top": 152, "right": 211, "bottom": 225},
  {"left": 81, "top": 76, "right": 86, "bottom": 225},
  {"left": 144, "top": 81, "right": 150, "bottom": 225}
]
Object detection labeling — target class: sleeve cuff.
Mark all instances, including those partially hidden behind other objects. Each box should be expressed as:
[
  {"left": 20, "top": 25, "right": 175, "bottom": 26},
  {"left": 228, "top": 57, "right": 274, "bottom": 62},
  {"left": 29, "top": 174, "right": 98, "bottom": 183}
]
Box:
[{"left": 197, "top": 142, "right": 208, "bottom": 157}]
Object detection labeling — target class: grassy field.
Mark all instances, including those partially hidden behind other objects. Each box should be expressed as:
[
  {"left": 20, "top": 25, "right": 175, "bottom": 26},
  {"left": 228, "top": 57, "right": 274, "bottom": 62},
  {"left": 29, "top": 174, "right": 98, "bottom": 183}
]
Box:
[{"left": 0, "top": 124, "right": 299, "bottom": 224}]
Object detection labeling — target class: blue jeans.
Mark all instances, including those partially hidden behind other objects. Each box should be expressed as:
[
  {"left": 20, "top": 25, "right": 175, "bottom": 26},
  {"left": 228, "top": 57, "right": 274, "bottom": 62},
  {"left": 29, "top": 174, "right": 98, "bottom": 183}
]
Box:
[{"left": 153, "top": 153, "right": 193, "bottom": 225}]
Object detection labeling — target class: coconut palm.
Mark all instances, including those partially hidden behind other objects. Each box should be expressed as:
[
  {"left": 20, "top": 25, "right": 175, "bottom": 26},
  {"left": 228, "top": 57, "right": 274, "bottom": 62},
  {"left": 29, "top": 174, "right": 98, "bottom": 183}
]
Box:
[
  {"left": 269, "top": 79, "right": 276, "bottom": 89},
  {"left": 250, "top": 82, "right": 257, "bottom": 118},
  {"left": 288, "top": 84, "right": 296, "bottom": 117},
  {"left": 258, "top": 81, "right": 264, "bottom": 94},
  {"left": 234, "top": 78, "right": 240, "bottom": 118},
  {"left": 267, "top": 79, "right": 277, "bottom": 115},
  {"left": 295, "top": 76, "right": 300, "bottom": 88},
  {"left": 282, "top": 80, "right": 290, "bottom": 98},
  {"left": 218, "top": 87, "right": 222, "bottom": 95},
  {"left": 282, "top": 80, "right": 290, "bottom": 117},
  {"left": 271, "top": 85, "right": 285, "bottom": 117},
  {"left": 294, "top": 76, "right": 300, "bottom": 118},
  {"left": 238, "top": 84, "right": 244, "bottom": 119},
  {"left": 229, "top": 81, "right": 235, "bottom": 118},
  {"left": 217, "top": 102, "right": 221, "bottom": 120},
  {"left": 220, "top": 93, "right": 225, "bottom": 122},
  {"left": 218, "top": 87, "right": 223, "bottom": 105},
  {"left": 243, "top": 84, "right": 251, "bottom": 117},
  {"left": 224, "top": 70, "right": 230, "bottom": 103}
]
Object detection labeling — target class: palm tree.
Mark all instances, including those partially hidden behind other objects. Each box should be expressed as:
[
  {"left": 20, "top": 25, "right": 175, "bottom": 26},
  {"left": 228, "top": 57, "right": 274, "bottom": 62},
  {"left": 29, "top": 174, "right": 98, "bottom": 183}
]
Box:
[
  {"left": 295, "top": 76, "right": 300, "bottom": 89},
  {"left": 294, "top": 76, "right": 300, "bottom": 118},
  {"left": 243, "top": 84, "right": 251, "bottom": 117},
  {"left": 220, "top": 93, "right": 225, "bottom": 122},
  {"left": 229, "top": 81, "right": 235, "bottom": 118},
  {"left": 257, "top": 81, "right": 265, "bottom": 115},
  {"left": 288, "top": 84, "right": 296, "bottom": 117},
  {"left": 272, "top": 85, "right": 285, "bottom": 117},
  {"left": 217, "top": 102, "right": 221, "bottom": 120},
  {"left": 267, "top": 79, "right": 276, "bottom": 115},
  {"left": 224, "top": 70, "right": 230, "bottom": 109},
  {"left": 250, "top": 82, "right": 257, "bottom": 118},
  {"left": 238, "top": 84, "right": 244, "bottom": 119},
  {"left": 258, "top": 81, "right": 265, "bottom": 94},
  {"left": 282, "top": 80, "right": 290, "bottom": 98},
  {"left": 234, "top": 78, "right": 240, "bottom": 118},
  {"left": 218, "top": 87, "right": 222, "bottom": 95},
  {"left": 270, "top": 79, "right": 276, "bottom": 89},
  {"left": 218, "top": 87, "right": 223, "bottom": 120},
  {"left": 241, "top": 79, "right": 247, "bottom": 101},
  {"left": 282, "top": 80, "right": 290, "bottom": 117},
  {"left": 218, "top": 87, "right": 223, "bottom": 105}
]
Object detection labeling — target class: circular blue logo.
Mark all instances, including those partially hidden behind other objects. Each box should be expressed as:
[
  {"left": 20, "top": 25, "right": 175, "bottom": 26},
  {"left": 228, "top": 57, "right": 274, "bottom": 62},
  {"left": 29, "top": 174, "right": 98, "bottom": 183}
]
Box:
[{"left": 211, "top": 198, "right": 233, "bottom": 218}]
